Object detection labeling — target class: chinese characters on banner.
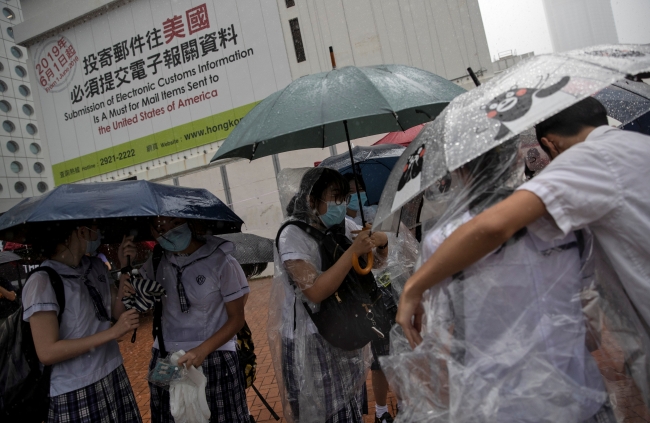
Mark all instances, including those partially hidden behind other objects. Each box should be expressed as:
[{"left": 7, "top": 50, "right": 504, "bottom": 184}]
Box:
[{"left": 30, "top": 0, "right": 292, "bottom": 186}]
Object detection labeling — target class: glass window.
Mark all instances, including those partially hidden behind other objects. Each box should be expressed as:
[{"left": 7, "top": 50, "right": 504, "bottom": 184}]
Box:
[
  {"left": 33, "top": 162, "right": 44, "bottom": 173},
  {"left": 10, "top": 161, "right": 22, "bottom": 173},
  {"left": 10, "top": 46, "right": 22, "bottom": 59},
  {"left": 289, "top": 18, "right": 307, "bottom": 63},
  {"left": 29, "top": 143, "right": 41, "bottom": 154},
  {"left": 3, "top": 120, "right": 15, "bottom": 133},
  {"left": 25, "top": 123, "right": 37, "bottom": 135},
  {"left": 18, "top": 85, "right": 30, "bottom": 96},
  {"left": 37, "top": 182, "right": 48, "bottom": 193},
  {"left": 22, "top": 104, "right": 34, "bottom": 116},
  {"left": 6, "top": 27, "right": 13, "bottom": 39},
  {"left": 0, "top": 100, "right": 11, "bottom": 112},
  {"left": 14, "top": 65, "right": 26, "bottom": 78},
  {"left": 6, "top": 140, "right": 18, "bottom": 152},
  {"left": 0, "top": 80, "right": 7, "bottom": 92},
  {"left": 14, "top": 182, "right": 26, "bottom": 194},
  {"left": 2, "top": 8, "right": 15, "bottom": 20}
]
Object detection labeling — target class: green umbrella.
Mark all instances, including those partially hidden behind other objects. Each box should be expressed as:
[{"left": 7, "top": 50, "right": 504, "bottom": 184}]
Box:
[{"left": 211, "top": 64, "right": 465, "bottom": 162}]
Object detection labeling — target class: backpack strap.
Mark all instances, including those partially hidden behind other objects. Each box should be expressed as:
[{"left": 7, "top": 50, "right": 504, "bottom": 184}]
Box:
[
  {"left": 26, "top": 266, "right": 65, "bottom": 324},
  {"left": 150, "top": 245, "right": 168, "bottom": 358},
  {"left": 275, "top": 220, "right": 324, "bottom": 251}
]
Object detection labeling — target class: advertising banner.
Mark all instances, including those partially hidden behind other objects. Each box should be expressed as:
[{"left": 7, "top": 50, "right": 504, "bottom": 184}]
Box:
[{"left": 30, "top": 0, "right": 292, "bottom": 185}]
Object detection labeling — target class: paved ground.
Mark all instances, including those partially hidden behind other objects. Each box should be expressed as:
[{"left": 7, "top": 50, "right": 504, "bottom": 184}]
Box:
[{"left": 119, "top": 277, "right": 648, "bottom": 423}]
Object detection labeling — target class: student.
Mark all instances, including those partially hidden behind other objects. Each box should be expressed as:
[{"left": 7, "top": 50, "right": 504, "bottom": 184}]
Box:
[
  {"left": 397, "top": 97, "right": 650, "bottom": 346},
  {"left": 393, "top": 140, "right": 609, "bottom": 421},
  {"left": 271, "top": 167, "right": 388, "bottom": 423},
  {"left": 120, "top": 217, "right": 250, "bottom": 423},
  {"left": 22, "top": 221, "right": 141, "bottom": 423},
  {"left": 345, "top": 174, "right": 377, "bottom": 227}
]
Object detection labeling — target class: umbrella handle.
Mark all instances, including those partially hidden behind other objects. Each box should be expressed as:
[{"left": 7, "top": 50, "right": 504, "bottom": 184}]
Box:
[{"left": 352, "top": 251, "right": 373, "bottom": 275}]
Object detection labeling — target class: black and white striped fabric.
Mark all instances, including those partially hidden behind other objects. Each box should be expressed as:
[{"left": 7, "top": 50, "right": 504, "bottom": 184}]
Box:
[{"left": 122, "top": 275, "right": 166, "bottom": 313}]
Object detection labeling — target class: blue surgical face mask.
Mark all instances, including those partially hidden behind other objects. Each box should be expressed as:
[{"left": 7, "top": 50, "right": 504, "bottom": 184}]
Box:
[
  {"left": 157, "top": 222, "right": 192, "bottom": 252},
  {"left": 84, "top": 228, "right": 102, "bottom": 254},
  {"left": 318, "top": 201, "right": 347, "bottom": 228},
  {"left": 347, "top": 192, "right": 368, "bottom": 211}
]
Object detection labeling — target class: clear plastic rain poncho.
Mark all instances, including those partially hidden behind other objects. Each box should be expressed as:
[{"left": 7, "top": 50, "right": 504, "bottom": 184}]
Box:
[
  {"left": 380, "top": 137, "right": 650, "bottom": 422},
  {"left": 268, "top": 167, "right": 372, "bottom": 423}
]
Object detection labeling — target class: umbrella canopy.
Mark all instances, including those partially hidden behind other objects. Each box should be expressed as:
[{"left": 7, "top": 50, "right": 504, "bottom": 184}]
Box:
[
  {"left": 373, "top": 124, "right": 425, "bottom": 147},
  {"left": 0, "top": 180, "right": 243, "bottom": 244},
  {"left": 0, "top": 251, "right": 21, "bottom": 266},
  {"left": 374, "top": 44, "right": 650, "bottom": 231},
  {"left": 211, "top": 65, "right": 466, "bottom": 162},
  {"left": 317, "top": 145, "right": 405, "bottom": 205},
  {"left": 218, "top": 232, "right": 273, "bottom": 264},
  {"left": 594, "top": 79, "right": 650, "bottom": 126}
]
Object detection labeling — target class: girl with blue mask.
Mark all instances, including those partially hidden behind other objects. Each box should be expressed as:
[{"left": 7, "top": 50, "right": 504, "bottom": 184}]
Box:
[
  {"left": 22, "top": 221, "right": 141, "bottom": 423},
  {"left": 119, "top": 216, "right": 251, "bottom": 422},
  {"left": 345, "top": 175, "right": 378, "bottom": 227},
  {"left": 273, "top": 167, "right": 390, "bottom": 423}
]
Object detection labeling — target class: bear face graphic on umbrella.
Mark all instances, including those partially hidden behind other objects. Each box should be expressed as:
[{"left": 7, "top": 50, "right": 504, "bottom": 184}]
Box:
[{"left": 484, "top": 76, "right": 572, "bottom": 140}]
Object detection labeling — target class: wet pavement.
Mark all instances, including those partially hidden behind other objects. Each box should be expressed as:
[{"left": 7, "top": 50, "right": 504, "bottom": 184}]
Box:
[{"left": 119, "top": 277, "right": 647, "bottom": 423}]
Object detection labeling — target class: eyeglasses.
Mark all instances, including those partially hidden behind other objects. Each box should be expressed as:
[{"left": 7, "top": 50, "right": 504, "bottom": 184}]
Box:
[{"left": 320, "top": 195, "right": 351, "bottom": 206}]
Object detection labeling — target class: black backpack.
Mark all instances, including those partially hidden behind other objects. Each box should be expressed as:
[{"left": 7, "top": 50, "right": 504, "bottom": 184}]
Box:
[
  {"left": 276, "top": 221, "right": 391, "bottom": 351},
  {"left": 0, "top": 267, "right": 65, "bottom": 423}
]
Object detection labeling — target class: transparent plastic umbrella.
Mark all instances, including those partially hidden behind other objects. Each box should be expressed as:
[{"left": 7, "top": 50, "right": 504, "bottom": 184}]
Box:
[{"left": 374, "top": 44, "right": 650, "bottom": 232}]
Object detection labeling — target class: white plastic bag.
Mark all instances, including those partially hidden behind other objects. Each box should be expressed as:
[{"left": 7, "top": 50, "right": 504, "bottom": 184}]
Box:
[{"left": 168, "top": 350, "right": 211, "bottom": 423}]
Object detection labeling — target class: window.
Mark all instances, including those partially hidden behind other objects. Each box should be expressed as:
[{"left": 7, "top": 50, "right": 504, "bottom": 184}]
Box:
[
  {"left": 25, "top": 123, "right": 37, "bottom": 135},
  {"left": 33, "top": 162, "right": 44, "bottom": 173},
  {"left": 286, "top": 0, "right": 295, "bottom": 7},
  {"left": 14, "top": 182, "right": 26, "bottom": 194},
  {"left": 289, "top": 18, "right": 306, "bottom": 63},
  {"left": 6, "top": 140, "right": 18, "bottom": 152},
  {"left": 18, "top": 85, "right": 30, "bottom": 96},
  {"left": 6, "top": 27, "right": 13, "bottom": 39},
  {"left": 10, "top": 46, "right": 22, "bottom": 59},
  {"left": 0, "top": 80, "right": 7, "bottom": 92},
  {"left": 0, "top": 100, "right": 11, "bottom": 112},
  {"left": 22, "top": 104, "right": 34, "bottom": 116},
  {"left": 37, "top": 182, "right": 48, "bottom": 193},
  {"left": 10, "top": 161, "right": 22, "bottom": 173},
  {"left": 29, "top": 143, "right": 41, "bottom": 154},
  {"left": 2, "top": 8, "right": 15, "bottom": 20},
  {"left": 14, "top": 65, "right": 26, "bottom": 77},
  {"left": 3, "top": 120, "right": 15, "bottom": 132}
]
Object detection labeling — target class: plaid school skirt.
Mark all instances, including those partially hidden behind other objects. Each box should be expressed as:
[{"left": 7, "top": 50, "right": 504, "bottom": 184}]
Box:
[
  {"left": 48, "top": 364, "right": 141, "bottom": 423},
  {"left": 149, "top": 348, "right": 249, "bottom": 423},
  {"left": 282, "top": 336, "right": 365, "bottom": 423}
]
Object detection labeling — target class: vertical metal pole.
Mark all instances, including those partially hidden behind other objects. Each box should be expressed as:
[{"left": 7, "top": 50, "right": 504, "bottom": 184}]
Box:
[
  {"left": 329, "top": 145, "right": 337, "bottom": 156},
  {"left": 343, "top": 120, "right": 366, "bottom": 227},
  {"left": 220, "top": 166, "right": 233, "bottom": 209},
  {"left": 271, "top": 154, "right": 281, "bottom": 176},
  {"left": 172, "top": 177, "right": 180, "bottom": 186}
]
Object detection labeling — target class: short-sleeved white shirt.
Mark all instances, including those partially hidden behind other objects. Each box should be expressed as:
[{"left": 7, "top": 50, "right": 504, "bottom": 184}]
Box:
[
  {"left": 277, "top": 219, "right": 361, "bottom": 337},
  {"left": 518, "top": 126, "right": 650, "bottom": 325},
  {"left": 22, "top": 256, "right": 122, "bottom": 397},
  {"left": 139, "top": 237, "right": 249, "bottom": 352}
]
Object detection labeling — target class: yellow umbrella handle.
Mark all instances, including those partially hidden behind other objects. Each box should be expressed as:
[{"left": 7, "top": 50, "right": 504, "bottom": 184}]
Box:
[{"left": 352, "top": 251, "right": 373, "bottom": 275}]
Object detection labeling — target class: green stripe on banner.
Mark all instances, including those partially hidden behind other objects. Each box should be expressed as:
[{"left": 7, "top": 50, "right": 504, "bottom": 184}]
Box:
[{"left": 52, "top": 101, "right": 259, "bottom": 185}]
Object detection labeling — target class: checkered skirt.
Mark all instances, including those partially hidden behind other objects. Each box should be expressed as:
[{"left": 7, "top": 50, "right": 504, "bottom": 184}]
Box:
[
  {"left": 149, "top": 348, "right": 249, "bottom": 423},
  {"left": 282, "top": 335, "right": 365, "bottom": 423},
  {"left": 48, "top": 364, "right": 141, "bottom": 423}
]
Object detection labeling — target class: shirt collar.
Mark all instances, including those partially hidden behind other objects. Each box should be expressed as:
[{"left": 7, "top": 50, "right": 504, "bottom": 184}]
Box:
[{"left": 585, "top": 125, "right": 617, "bottom": 142}]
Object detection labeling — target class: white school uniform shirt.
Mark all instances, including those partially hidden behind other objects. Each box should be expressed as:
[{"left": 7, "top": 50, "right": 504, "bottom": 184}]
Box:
[
  {"left": 277, "top": 219, "right": 361, "bottom": 338},
  {"left": 348, "top": 205, "right": 377, "bottom": 227},
  {"left": 139, "top": 236, "right": 249, "bottom": 352},
  {"left": 422, "top": 212, "right": 605, "bottom": 421},
  {"left": 22, "top": 256, "right": 122, "bottom": 397},
  {"left": 518, "top": 126, "right": 650, "bottom": 326}
]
